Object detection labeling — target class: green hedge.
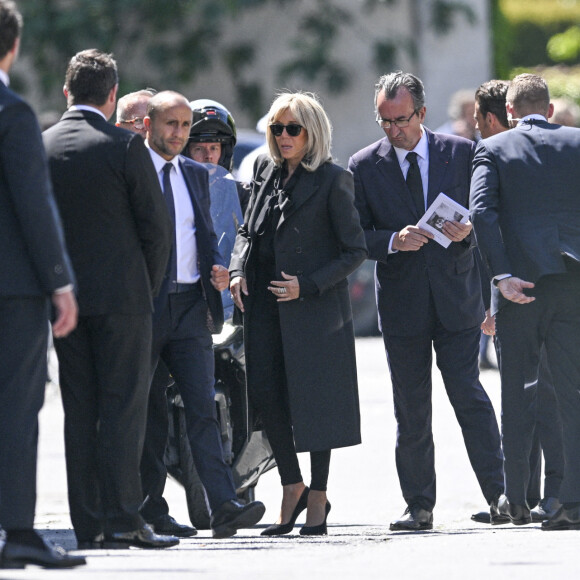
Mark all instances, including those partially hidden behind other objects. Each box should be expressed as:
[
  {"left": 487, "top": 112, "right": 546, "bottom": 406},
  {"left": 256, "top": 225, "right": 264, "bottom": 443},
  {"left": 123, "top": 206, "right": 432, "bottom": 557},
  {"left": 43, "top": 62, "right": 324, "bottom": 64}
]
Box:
[{"left": 494, "top": 0, "right": 580, "bottom": 78}]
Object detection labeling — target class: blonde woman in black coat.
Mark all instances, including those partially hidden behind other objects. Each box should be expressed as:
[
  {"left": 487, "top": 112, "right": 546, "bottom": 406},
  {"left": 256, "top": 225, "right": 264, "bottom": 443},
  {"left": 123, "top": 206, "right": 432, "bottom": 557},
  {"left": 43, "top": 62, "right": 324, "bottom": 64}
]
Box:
[{"left": 229, "top": 92, "right": 367, "bottom": 535}]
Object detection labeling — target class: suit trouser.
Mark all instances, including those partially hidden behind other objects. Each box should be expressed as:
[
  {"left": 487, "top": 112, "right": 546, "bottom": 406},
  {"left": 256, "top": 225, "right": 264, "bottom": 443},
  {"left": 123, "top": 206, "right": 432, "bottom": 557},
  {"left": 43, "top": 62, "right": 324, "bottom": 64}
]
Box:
[
  {"left": 55, "top": 313, "right": 151, "bottom": 540},
  {"left": 526, "top": 347, "right": 564, "bottom": 504},
  {"left": 139, "top": 360, "right": 172, "bottom": 521},
  {"left": 383, "top": 302, "right": 504, "bottom": 511},
  {"left": 495, "top": 271, "right": 580, "bottom": 505},
  {"left": 494, "top": 339, "right": 564, "bottom": 505},
  {"left": 0, "top": 297, "right": 48, "bottom": 530},
  {"left": 142, "top": 286, "right": 236, "bottom": 516}
]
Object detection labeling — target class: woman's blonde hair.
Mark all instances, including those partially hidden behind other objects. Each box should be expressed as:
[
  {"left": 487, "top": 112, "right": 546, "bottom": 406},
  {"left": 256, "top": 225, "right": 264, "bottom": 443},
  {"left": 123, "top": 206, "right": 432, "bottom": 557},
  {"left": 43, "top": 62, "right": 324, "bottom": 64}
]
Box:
[{"left": 266, "top": 91, "right": 333, "bottom": 172}]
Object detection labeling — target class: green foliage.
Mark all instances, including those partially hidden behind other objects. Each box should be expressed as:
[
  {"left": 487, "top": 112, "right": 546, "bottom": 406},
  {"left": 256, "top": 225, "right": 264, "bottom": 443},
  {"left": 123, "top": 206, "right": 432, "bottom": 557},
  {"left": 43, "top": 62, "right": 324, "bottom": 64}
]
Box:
[
  {"left": 547, "top": 26, "right": 580, "bottom": 62},
  {"left": 430, "top": 0, "right": 477, "bottom": 34},
  {"left": 500, "top": 0, "right": 580, "bottom": 26},
  {"left": 494, "top": 0, "right": 580, "bottom": 104},
  {"left": 277, "top": 1, "right": 351, "bottom": 93}
]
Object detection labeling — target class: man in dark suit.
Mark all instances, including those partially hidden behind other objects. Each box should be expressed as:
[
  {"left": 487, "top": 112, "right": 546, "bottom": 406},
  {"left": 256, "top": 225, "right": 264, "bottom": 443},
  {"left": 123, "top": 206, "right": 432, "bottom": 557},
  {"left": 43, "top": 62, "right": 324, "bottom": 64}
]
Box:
[
  {"left": 470, "top": 80, "right": 564, "bottom": 526},
  {"left": 142, "top": 91, "right": 265, "bottom": 539},
  {"left": 115, "top": 88, "right": 196, "bottom": 538},
  {"left": 470, "top": 73, "right": 580, "bottom": 530},
  {"left": 0, "top": 1, "right": 85, "bottom": 569},
  {"left": 348, "top": 71, "right": 504, "bottom": 530},
  {"left": 43, "top": 49, "right": 178, "bottom": 549}
]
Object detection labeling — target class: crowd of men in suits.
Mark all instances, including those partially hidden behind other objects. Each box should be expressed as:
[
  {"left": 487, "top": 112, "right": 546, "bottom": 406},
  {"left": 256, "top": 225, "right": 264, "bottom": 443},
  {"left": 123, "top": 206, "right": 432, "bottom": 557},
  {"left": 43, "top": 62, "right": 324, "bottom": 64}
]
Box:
[{"left": 2, "top": 0, "right": 580, "bottom": 570}]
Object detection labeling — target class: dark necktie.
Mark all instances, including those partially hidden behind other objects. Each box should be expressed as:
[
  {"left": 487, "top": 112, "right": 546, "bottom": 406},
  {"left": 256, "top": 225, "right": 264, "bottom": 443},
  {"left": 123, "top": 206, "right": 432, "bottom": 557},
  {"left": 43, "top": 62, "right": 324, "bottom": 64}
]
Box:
[
  {"left": 406, "top": 151, "right": 424, "bottom": 215},
  {"left": 162, "top": 163, "right": 178, "bottom": 292}
]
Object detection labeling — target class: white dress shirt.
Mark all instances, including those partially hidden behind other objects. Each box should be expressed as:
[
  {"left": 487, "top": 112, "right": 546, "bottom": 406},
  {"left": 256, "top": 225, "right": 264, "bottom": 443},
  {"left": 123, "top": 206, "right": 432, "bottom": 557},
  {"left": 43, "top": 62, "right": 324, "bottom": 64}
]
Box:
[
  {"left": 68, "top": 104, "right": 107, "bottom": 121},
  {"left": 147, "top": 147, "right": 199, "bottom": 283}
]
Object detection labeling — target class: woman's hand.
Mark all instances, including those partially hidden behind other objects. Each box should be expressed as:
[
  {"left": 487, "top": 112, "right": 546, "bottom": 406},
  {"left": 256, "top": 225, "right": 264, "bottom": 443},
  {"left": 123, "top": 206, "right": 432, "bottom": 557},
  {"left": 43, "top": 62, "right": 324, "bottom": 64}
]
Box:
[
  {"left": 268, "top": 271, "right": 300, "bottom": 302},
  {"left": 230, "top": 276, "right": 248, "bottom": 312}
]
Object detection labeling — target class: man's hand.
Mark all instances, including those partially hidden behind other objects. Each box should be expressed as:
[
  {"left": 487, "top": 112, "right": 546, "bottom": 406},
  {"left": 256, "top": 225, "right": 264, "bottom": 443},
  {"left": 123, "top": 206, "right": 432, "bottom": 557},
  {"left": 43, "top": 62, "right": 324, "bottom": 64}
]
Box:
[
  {"left": 51, "top": 290, "right": 78, "bottom": 338},
  {"left": 230, "top": 276, "right": 248, "bottom": 312},
  {"left": 497, "top": 276, "right": 535, "bottom": 304},
  {"left": 392, "top": 225, "right": 433, "bottom": 251},
  {"left": 481, "top": 309, "right": 495, "bottom": 336},
  {"left": 442, "top": 219, "right": 472, "bottom": 243},
  {"left": 210, "top": 264, "right": 229, "bottom": 292}
]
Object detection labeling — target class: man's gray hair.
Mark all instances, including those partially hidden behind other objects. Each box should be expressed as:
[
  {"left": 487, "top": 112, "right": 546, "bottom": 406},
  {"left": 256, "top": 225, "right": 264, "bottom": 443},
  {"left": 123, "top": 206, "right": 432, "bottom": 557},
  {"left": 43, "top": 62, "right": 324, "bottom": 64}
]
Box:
[{"left": 374, "top": 71, "right": 425, "bottom": 113}]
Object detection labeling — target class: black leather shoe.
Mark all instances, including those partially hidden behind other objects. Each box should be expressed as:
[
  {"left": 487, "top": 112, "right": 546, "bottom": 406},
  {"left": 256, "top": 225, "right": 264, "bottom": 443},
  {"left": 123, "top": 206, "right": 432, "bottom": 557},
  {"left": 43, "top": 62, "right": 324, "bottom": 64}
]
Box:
[
  {"left": 210, "top": 499, "right": 266, "bottom": 539},
  {"left": 299, "top": 501, "right": 331, "bottom": 536},
  {"left": 490, "top": 494, "right": 511, "bottom": 525},
  {"left": 497, "top": 495, "right": 531, "bottom": 525},
  {"left": 0, "top": 537, "right": 86, "bottom": 569},
  {"left": 103, "top": 524, "right": 179, "bottom": 549},
  {"left": 471, "top": 510, "right": 491, "bottom": 524},
  {"left": 531, "top": 497, "right": 562, "bottom": 523},
  {"left": 76, "top": 533, "right": 104, "bottom": 550},
  {"left": 390, "top": 505, "right": 433, "bottom": 531},
  {"left": 147, "top": 514, "right": 197, "bottom": 538},
  {"left": 261, "top": 487, "right": 309, "bottom": 536},
  {"left": 541, "top": 505, "right": 580, "bottom": 531}
]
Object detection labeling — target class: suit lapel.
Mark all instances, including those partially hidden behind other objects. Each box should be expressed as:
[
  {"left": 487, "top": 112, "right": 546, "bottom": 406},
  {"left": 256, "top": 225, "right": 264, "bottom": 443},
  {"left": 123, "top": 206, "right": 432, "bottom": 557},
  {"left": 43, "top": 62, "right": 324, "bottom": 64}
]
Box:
[
  {"left": 426, "top": 130, "right": 451, "bottom": 208},
  {"left": 179, "top": 160, "right": 202, "bottom": 218},
  {"left": 375, "top": 139, "right": 420, "bottom": 221}
]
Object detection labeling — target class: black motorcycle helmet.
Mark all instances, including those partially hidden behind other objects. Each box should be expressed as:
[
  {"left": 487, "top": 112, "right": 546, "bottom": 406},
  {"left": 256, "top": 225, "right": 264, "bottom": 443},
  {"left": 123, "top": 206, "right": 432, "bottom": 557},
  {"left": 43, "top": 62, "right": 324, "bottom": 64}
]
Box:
[{"left": 186, "top": 99, "right": 237, "bottom": 171}]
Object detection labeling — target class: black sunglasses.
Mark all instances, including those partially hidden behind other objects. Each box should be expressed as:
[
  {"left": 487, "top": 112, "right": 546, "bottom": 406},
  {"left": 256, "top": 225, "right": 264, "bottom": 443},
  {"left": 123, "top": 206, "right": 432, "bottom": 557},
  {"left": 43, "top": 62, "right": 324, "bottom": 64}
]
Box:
[{"left": 269, "top": 123, "right": 303, "bottom": 137}]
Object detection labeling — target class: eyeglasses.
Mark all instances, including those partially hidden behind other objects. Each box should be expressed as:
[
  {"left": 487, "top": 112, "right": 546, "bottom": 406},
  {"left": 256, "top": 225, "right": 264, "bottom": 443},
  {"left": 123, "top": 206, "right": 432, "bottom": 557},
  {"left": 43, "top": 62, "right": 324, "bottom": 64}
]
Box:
[
  {"left": 375, "top": 110, "right": 417, "bottom": 129},
  {"left": 269, "top": 123, "right": 303, "bottom": 137},
  {"left": 120, "top": 117, "right": 145, "bottom": 129}
]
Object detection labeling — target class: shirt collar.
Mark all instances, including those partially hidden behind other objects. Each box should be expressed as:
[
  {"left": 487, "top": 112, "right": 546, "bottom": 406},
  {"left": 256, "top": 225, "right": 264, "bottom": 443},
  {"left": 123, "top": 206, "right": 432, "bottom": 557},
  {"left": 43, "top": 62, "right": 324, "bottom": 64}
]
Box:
[
  {"left": 393, "top": 126, "right": 428, "bottom": 165},
  {"left": 517, "top": 113, "right": 547, "bottom": 126},
  {"left": 68, "top": 104, "right": 107, "bottom": 121},
  {"left": 145, "top": 141, "right": 179, "bottom": 174},
  {"left": 0, "top": 69, "right": 9, "bottom": 87}
]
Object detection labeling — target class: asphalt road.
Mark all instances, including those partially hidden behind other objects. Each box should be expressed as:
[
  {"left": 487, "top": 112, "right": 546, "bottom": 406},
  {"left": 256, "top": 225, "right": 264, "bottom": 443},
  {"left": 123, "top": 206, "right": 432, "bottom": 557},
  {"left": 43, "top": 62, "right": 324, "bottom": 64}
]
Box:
[{"left": 3, "top": 337, "right": 580, "bottom": 579}]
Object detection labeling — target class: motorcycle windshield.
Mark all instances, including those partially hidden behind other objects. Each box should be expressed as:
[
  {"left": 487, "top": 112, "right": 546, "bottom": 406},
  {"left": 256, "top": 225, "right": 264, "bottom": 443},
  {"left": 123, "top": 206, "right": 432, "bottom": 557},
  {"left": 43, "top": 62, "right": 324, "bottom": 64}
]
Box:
[{"left": 206, "top": 164, "right": 244, "bottom": 321}]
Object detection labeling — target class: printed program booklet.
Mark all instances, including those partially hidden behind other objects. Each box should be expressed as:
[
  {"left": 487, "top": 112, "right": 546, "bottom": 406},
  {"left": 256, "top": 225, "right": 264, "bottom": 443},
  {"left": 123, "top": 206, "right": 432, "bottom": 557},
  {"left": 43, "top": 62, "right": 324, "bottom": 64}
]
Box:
[{"left": 416, "top": 192, "right": 468, "bottom": 248}]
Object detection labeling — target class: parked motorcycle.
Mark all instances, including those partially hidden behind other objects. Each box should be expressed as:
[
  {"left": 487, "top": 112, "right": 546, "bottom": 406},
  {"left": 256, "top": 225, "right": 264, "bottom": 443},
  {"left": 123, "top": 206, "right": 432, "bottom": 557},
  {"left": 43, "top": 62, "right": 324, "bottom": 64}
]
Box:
[{"left": 163, "top": 164, "right": 275, "bottom": 529}]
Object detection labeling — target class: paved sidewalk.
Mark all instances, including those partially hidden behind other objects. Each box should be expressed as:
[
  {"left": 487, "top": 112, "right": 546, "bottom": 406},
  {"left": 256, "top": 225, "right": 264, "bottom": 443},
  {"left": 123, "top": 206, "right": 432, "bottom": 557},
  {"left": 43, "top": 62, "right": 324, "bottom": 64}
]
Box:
[{"left": 2, "top": 337, "right": 579, "bottom": 579}]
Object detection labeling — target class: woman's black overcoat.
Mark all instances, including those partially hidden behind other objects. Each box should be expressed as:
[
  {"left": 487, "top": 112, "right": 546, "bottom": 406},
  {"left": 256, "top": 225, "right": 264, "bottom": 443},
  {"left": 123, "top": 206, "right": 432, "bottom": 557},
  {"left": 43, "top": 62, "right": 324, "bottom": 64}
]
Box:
[{"left": 229, "top": 156, "right": 367, "bottom": 452}]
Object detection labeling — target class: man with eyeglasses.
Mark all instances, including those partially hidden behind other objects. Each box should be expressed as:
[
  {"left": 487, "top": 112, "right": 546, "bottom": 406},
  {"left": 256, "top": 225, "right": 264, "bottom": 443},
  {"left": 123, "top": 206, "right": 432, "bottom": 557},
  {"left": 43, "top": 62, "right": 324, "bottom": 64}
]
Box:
[
  {"left": 116, "top": 89, "right": 156, "bottom": 138},
  {"left": 348, "top": 71, "right": 504, "bottom": 531}
]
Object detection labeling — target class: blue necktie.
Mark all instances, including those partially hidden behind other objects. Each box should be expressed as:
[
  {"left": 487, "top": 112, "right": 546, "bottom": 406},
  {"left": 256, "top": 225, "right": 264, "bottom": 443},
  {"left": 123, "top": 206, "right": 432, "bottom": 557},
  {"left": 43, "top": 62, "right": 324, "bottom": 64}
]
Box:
[
  {"left": 406, "top": 152, "right": 424, "bottom": 215},
  {"left": 162, "top": 163, "right": 178, "bottom": 292}
]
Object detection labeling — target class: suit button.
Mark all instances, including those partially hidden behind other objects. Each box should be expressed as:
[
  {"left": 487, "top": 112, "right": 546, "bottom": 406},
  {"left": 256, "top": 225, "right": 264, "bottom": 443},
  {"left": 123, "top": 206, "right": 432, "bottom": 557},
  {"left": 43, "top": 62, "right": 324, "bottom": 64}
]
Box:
[{"left": 295, "top": 247, "right": 302, "bottom": 253}]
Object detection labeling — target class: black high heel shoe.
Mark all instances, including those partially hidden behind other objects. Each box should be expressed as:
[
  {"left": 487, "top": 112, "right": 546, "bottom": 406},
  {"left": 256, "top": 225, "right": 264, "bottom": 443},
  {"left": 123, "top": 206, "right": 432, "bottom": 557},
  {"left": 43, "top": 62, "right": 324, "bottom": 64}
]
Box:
[
  {"left": 299, "top": 501, "right": 331, "bottom": 536},
  {"left": 261, "top": 487, "right": 310, "bottom": 536}
]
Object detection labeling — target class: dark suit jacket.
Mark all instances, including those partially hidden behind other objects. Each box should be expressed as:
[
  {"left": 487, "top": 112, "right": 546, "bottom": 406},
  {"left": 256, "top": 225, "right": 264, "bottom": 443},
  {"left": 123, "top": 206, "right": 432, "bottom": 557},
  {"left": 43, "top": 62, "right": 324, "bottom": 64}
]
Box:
[
  {"left": 348, "top": 127, "right": 483, "bottom": 335},
  {"left": 43, "top": 109, "right": 171, "bottom": 316},
  {"left": 470, "top": 119, "right": 580, "bottom": 314},
  {"left": 0, "top": 82, "right": 73, "bottom": 296},
  {"left": 153, "top": 155, "right": 225, "bottom": 334}
]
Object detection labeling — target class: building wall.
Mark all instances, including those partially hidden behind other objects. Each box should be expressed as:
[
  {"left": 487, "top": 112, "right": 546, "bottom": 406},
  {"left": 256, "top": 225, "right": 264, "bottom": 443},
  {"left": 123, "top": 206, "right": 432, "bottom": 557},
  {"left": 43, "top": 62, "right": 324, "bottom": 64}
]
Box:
[{"left": 183, "top": 0, "right": 491, "bottom": 166}]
